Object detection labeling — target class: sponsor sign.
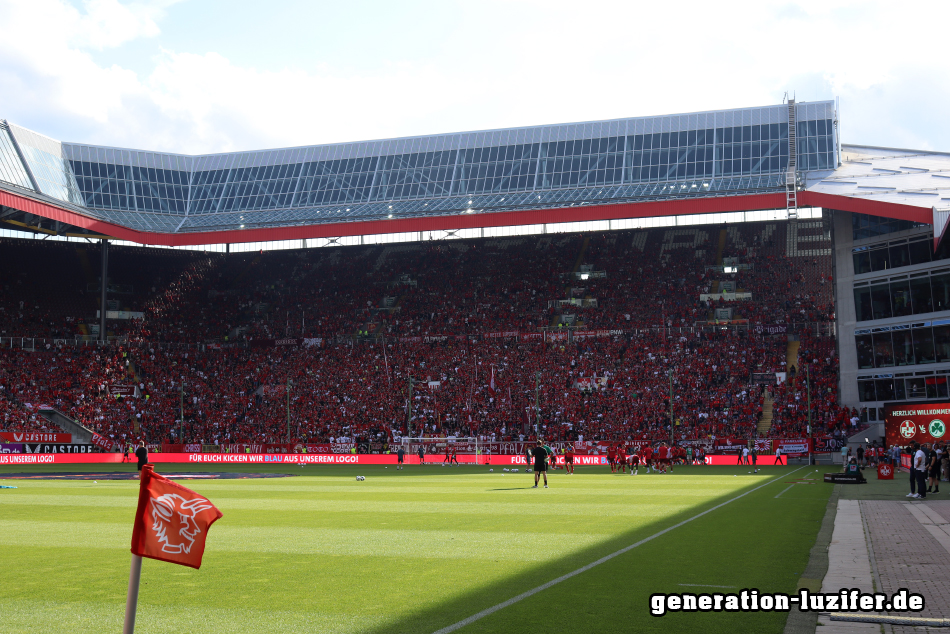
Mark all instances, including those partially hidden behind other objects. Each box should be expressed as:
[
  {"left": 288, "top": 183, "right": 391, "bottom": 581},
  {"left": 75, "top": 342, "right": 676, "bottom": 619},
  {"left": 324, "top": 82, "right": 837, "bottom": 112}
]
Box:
[
  {"left": 0, "top": 444, "right": 24, "bottom": 453},
  {"left": 0, "top": 453, "right": 605, "bottom": 466},
  {"left": 884, "top": 403, "right": 950, "bottom": 446},
  {"left": 24, "top": 443, "right": 97, "bottom": 454},
  {"left": 0, "top": 432, "right": 72, "bottom": 443},
  {"left": 703, "top": 455, "right": 787, "bottom": 466},
  {"left": 248, "top": 338, "right": 323, "bottom": 348},
  {"left": 573, "top": 329, "right": 623, "bottom": 340},
  {"left": 751, "top": 372, "right": 778, "bottom": 386},
  {"left": 813, "top": 436, "right": 843, "bottom": 453},
  {"left": 773, "top": 438, "right": 812, "bottom": 457}
]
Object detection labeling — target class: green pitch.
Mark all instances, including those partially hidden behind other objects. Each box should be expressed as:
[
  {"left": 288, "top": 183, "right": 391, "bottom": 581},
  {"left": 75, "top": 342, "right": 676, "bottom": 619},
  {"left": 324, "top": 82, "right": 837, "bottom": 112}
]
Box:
[{"left": 0, "top": 463, "right": 833, "bottom": 633}]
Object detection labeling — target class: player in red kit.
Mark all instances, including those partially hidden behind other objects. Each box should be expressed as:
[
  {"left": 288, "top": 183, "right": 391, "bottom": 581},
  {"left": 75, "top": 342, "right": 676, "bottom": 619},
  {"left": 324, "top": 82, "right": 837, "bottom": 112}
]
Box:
[
  {"left": 656, "top": 444, "right": 670, "bottom": 473},
  {"left": 642, "top": 444, "right": 654, "bottom": 473},
  {"left": 564, "top": 446, "right": 575, "bottom": 474}
]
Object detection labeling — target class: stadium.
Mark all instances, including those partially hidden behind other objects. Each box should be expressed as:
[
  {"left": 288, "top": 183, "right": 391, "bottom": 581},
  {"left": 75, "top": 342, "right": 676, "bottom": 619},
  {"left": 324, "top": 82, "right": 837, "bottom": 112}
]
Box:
[{"left": 2, "top": 99, "right": 950, "bottom": 633}]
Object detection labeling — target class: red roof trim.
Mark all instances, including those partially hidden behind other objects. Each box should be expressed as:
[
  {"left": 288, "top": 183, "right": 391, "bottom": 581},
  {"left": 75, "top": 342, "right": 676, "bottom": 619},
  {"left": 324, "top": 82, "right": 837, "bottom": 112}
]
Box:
[{"left": 0, "top": 187, "right": 934, "bottom": 247}]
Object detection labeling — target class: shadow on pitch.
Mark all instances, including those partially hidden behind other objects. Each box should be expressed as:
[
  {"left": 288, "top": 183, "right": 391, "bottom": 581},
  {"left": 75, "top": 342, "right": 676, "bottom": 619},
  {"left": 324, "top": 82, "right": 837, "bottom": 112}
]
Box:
[{"left": 355, "top": 464, "right": 820, "bottom": 634}]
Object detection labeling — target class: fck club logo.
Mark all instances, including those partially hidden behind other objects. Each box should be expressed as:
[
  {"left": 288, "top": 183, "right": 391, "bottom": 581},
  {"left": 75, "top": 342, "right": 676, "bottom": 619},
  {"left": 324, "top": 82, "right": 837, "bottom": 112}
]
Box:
[
  {"left": 900, "top": 420, "right": 917, "bottom": 439},
  {"left": 879, "top": 464, "right": 892, "bottom": 477},
  {"left": 150, "top": 494, "right": 214, "bottom": 554}
]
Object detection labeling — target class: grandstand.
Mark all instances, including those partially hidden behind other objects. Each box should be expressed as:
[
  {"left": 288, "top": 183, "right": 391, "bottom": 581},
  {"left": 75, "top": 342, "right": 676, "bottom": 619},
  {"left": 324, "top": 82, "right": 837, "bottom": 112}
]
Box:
[
  {"left": 0, "top": 219, "right": 845, "bottom": 450},
  {"left": 1, "top": 99, "right": 948, "bottom": 453}
]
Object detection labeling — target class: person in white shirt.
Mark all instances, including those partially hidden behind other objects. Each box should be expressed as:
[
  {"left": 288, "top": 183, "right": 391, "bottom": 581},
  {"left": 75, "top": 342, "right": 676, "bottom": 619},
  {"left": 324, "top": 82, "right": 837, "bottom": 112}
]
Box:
[
  {"left": 774, "top": 446, "right": 784, "bottom": 465},
  {"left": 911, "top": 443, "right": 928, "bottom": 499}
]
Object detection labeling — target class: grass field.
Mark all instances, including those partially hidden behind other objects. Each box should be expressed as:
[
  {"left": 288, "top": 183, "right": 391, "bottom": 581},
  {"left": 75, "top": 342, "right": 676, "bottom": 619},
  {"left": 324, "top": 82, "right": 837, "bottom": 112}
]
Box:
[{"left": 0, "top": 462, "right": 836, "bottom": 633}]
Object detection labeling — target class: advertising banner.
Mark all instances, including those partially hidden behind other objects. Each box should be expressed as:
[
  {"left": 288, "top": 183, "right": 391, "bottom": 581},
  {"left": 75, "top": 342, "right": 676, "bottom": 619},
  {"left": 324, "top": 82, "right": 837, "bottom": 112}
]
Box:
[
  {"left": 0, "top": 432, "right": 72, "bottom": 443},
  {"left": 703, "top": 455, "right": 787, "bottom": 466},
  {"left": 23, "top": 443, "right": 97, "bottom": 454},
  {"left": 89, "top": 432, "right": 115, "bottom": 451},
  {"left": 0, "top": 453, "right": 605, "bottom": 466},
  {"left": 901, "top": 453, "right": 912, "bottom": 472},
  {"left": 813, "top": 437, "right": 843, "bottom": 453},
  {"left": 773, "top": 438, "right": 812, "bottom": 457},
  {"left": 884, "top": 402, "right": 950, "bottom": 447},
  {"left": 248, "top": 338, "right": 323, "bottom": 349},
  {"left": 0, "top": 443, "right": 24, "bottom": 453}
]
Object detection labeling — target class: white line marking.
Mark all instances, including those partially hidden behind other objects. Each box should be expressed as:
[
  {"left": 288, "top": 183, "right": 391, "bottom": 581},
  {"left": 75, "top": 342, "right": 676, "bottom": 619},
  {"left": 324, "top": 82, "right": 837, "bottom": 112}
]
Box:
[
  {"left": 774, "top": 484, "right": 796, "bottom": 499},
  {"left": 678, "top": 583, "right": 736, "bottom": 588},
  {"left": 431, "top": 465, "right": 806, "bottom": 634}
]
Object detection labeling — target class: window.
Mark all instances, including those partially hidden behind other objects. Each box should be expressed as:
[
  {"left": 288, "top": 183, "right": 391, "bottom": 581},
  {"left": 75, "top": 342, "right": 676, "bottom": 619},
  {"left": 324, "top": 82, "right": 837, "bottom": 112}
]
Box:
[
  {"left": 889, "top": 279, "right": 912, "bottom": 317},
  {"left": 872, "top": 331, "right": 895, "bottom": 367},
  {"left": 927, "top": 376, "right": 949, "bottom": 399},
  {"left": 853, "top": 250, "right": 871, "bottom": 274},
  {"left": 854, "top": 286, "right": 873, "bottom": 321},
  {"left": 856, "top": 333, "right": 874, "bottom": 369},
  {"left": 910, "top": 275, "right": 934, "bottom": 314},
  {"left": 893, "top": 327, "right": 914, "bottom": 365},
  {"left": 931, "top": 272, "right": 950, "bottom": 311},
  {"left": 870, "top": 283, "right": 892, "bottom": 319},
  {"left": 875, "top": 379, "right": 895, "bottom": 401},
  {"left": 858, "top": 380, "right": 876, "bottom": 401},
  {"left": 895, "top": 377, "right": 906, "bottom": 400},
  {"left": 906, "top": 378, "right": 926, "bottom": 399},
  {"left": 935, "top": 324, "right": 950, "bottom": 363},
  {"left": 909, "top": 239, "right": 932, "bottom": 265},
  {"left": 913, "top": 325, "right": 936, "bottom": 364},
  {"left": 869, "top": 247, "right": 889, "bottom": 272},
  {"left": 888, "top": 243, "right": 911, "bottom": 269}
]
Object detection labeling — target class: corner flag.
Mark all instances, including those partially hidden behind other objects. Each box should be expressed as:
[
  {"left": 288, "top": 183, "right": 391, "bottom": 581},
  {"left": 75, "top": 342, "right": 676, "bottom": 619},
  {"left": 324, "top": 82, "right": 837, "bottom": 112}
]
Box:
[{"left": 124, "top": 464, "right": 222, "bottom": 633}]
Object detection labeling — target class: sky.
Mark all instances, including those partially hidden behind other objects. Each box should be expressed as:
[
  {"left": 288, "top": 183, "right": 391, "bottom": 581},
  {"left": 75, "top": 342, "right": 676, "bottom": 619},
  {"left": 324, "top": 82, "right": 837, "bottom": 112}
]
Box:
[{"left": 0, "top": 0, "right": 948, "bottom": 155}]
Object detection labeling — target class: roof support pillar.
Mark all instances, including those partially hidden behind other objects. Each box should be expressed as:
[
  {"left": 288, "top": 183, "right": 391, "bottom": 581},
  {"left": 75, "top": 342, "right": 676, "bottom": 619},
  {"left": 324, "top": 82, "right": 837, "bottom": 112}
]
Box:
[{"left": 99, "top": 239, "right": 109, "bottom": 342}]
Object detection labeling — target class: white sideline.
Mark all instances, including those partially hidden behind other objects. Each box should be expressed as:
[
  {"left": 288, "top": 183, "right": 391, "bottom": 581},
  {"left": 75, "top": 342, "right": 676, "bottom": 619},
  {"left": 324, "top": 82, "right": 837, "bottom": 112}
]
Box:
[
  {"left": 431, "top": 466, "right": 807, "bottom": 634},
  {"left": 774, "top": 483, "right": 796, "bottom": 498}
]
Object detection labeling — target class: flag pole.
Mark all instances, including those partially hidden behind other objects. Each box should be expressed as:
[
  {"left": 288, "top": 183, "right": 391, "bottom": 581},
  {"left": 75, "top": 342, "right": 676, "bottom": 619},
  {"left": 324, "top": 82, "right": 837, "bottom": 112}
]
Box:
[{"left": 123, "top": 554, "right": 143, "bottom": 633}]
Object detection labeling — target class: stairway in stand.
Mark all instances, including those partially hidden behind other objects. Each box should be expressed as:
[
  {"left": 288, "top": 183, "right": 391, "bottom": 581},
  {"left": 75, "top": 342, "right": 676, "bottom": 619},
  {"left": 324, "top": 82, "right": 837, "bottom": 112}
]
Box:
[{"left": 757, "top": 391, "right": 775, "bottom": 435}]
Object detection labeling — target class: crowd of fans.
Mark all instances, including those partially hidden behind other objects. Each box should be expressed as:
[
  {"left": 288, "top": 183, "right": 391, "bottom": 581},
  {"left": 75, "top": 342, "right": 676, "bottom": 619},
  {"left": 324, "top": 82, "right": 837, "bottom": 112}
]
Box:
[{"left": 0, "top": 219, "right": 846, "bottom": 446}]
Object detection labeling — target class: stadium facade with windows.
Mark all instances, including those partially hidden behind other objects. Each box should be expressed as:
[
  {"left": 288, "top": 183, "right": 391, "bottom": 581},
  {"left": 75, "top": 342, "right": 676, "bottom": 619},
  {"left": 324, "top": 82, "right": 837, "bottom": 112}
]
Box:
[{"left": 2, "top": 99, "right": 950, "bottom": 416}]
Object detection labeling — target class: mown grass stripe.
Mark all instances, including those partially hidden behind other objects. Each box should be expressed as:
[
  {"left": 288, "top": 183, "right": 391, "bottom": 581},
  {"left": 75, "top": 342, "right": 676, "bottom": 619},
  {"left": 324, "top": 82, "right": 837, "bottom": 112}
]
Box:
[{"left": 431, "top": 466, "right": 806, "bottom": 634}]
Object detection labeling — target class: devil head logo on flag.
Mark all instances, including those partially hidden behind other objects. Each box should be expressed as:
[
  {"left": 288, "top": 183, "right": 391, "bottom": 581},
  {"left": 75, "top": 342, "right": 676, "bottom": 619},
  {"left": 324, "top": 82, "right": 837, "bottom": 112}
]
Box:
[
  {"left": 150, "top": 494, "right": 216, "bottom": 555},
  {"left": 131, "top": 465, "right": 222, "bottom": 569}
]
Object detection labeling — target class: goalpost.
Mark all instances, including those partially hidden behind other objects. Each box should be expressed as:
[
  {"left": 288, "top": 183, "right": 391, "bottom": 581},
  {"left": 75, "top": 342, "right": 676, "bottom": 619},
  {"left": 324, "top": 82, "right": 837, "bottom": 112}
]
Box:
[{"left": 399, "top": 436, "right": 481, "bottom": 463}]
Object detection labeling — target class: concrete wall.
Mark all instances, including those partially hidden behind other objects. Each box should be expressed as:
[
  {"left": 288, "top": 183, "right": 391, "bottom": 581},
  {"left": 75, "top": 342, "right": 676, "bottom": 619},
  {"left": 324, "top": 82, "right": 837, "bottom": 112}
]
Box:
[{"left": 833, "top": 210, "right": 860, "bottom": 407}]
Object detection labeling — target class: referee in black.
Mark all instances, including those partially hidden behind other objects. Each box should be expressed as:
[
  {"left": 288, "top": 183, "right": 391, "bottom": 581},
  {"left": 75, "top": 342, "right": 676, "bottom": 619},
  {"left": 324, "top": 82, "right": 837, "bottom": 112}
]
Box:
[
  {"left": 531, "top": 440, "right": 549, "bottom": 488},
  {"left": 134, "top": 441, "right": 148, "bottom": 477}
]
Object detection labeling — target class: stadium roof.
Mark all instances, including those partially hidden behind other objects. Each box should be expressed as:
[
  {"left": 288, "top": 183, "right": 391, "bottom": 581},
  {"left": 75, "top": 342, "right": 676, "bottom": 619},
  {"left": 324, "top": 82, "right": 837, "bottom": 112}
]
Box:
[{"left": 0, "top": 100, "right": 945, "bottom": 246}]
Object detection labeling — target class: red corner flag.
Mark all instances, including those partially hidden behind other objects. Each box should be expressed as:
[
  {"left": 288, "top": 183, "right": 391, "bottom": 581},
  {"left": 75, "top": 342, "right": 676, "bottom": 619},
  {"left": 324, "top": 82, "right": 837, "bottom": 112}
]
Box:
[{"left": 130, "top": 464, "right": 222, "bottom": 569}]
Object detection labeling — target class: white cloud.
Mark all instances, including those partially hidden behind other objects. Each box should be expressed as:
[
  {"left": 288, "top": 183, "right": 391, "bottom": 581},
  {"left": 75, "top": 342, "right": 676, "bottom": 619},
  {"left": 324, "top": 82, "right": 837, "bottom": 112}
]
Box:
[{"left": 0, "top": 0, "right": 949, "bottom": 154}]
